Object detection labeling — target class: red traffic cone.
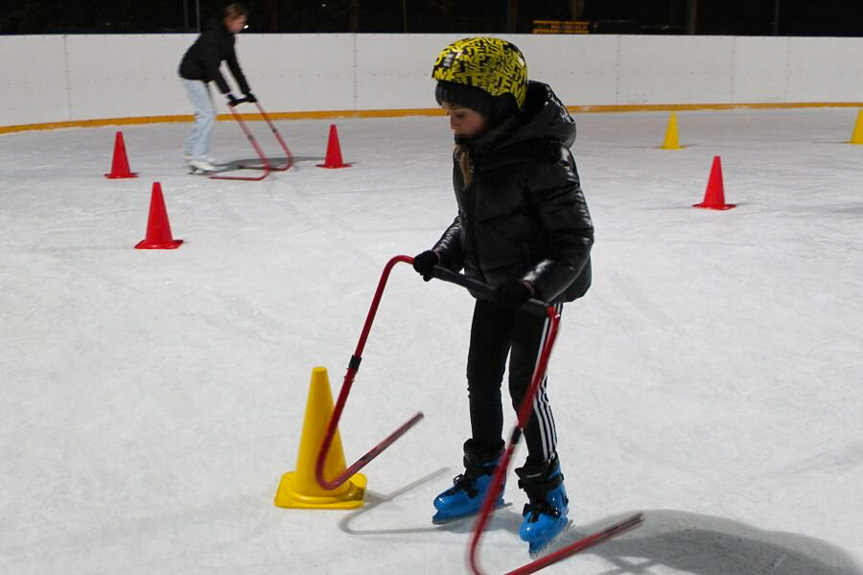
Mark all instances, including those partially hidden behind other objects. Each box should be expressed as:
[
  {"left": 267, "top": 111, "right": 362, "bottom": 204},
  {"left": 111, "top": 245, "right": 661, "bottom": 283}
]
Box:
[
  {"left": 316, "top": 124, "right": 351, "bottom": 169},
  {"left": 105, "top": 131, "right": 139, "bottom": 179},
  {"left": 135, "top": 182, "right": 183, "bottom": 249},
  {"left": 694, "top": 156, "right": 735, "bottom": 210}
]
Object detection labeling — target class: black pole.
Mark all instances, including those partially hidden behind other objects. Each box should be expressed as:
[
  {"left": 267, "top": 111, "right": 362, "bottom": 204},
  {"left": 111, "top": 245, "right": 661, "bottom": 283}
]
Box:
[
  {"left": 773, "top": 0, "right": 781, "bottom": 35},
  {"left": 685, "top": 0, "right": 698, "bottom": 34},
  {"left": 196, "top": 0, "right": 201, "bottom": 32},
  {"left": 183, "top": 0, "right": 189, "bottom": 32},
  {"left": 506, "top": 0, "right": 519, "bottom": 33}
]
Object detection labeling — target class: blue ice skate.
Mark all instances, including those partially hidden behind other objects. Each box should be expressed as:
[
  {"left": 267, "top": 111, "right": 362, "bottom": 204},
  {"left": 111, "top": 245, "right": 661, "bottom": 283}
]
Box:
[
  {"left": 516, "top": 455, "right": 571, "bottom": 557},
  {"left": 432, "top": 439, "right": 505, "bottom": 524}
]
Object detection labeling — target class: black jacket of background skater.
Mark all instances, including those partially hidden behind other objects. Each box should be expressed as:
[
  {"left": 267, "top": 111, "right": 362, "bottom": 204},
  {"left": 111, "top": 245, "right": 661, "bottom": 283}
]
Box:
[
  {"left": 179, "top": 18, "right": 250, "bottom": 95},
  {"left": 432, "top": 81, "right": 593, "bottom": 304}
]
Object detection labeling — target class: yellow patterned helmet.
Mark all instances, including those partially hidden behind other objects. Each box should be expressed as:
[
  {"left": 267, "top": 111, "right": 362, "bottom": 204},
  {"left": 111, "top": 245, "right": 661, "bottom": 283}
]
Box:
[{"left": 432, "top": 37, "right": 528, "bottom": 110}]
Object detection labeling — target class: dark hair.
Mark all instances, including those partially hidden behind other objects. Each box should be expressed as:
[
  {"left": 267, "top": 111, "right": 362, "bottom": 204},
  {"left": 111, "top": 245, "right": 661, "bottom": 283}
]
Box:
[{"left": 224, "top": 3, "right": 248, "bottom": 20}]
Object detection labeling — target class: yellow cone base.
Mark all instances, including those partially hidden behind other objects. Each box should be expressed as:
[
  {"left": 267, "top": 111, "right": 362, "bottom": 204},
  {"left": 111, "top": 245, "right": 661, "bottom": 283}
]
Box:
[{"left": 274, "top": 471, "right": 367, "bottom": 509}]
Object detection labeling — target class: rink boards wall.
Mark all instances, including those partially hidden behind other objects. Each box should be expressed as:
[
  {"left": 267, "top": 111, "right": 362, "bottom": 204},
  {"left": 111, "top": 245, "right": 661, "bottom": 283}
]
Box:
[{"left": 2, "top": 33, "right": 863, "bottom": 131}]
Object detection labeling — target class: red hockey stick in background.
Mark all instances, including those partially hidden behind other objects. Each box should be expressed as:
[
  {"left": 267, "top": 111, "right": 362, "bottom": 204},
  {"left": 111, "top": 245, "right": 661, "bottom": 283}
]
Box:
[{"left": 211, "top": 98, "right": 293, "bottom": 181}]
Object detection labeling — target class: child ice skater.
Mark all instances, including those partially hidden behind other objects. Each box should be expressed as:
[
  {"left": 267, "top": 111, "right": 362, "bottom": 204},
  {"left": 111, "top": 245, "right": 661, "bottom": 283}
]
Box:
[{"left": 412, "top": 37, "right": 594, "bottom": 556}]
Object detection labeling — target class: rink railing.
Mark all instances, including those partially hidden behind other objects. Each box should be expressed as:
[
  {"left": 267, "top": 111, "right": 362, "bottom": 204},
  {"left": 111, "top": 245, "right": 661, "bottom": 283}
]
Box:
[{"left": 3, "top": 33, "right": 863, "bottom": 132}]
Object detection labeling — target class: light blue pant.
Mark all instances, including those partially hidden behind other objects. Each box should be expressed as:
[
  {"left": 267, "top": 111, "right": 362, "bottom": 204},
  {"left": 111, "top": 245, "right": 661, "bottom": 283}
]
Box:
[{"left": 181, "top": 79, "right": 215, "bottom": 160}]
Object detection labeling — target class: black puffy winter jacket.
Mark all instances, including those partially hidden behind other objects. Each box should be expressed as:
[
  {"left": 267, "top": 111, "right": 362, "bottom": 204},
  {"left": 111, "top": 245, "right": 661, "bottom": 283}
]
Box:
[
  {"left": 433, "top": 81, "right": 593, "bottom": 304},
  {"left": 179, "top": 18, "right": 250, "bottom": 95}
]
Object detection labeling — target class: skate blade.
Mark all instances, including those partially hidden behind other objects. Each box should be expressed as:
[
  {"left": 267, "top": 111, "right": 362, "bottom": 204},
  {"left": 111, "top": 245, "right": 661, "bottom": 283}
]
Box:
[
  {"left": 432, "top": 502, "right": 511, "bottom": 525},
  {"left": 528, "top": 519, "right": 574, "bottom": 559}
]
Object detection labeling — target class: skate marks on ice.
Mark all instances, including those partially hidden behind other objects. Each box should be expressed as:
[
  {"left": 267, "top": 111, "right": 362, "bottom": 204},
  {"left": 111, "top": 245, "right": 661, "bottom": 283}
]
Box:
[{"left": 586, "top": 510, "right": 862, "bottom": 575}]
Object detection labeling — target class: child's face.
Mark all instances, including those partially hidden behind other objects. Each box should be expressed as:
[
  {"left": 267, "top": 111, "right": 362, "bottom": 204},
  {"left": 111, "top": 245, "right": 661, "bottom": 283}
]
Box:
[{"left": 442, "top": 102, "right": 487, "bottom": 139}]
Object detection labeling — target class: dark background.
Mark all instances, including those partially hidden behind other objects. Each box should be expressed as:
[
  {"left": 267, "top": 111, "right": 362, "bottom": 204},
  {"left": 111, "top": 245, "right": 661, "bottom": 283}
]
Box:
[{"left": 2, "top": 0, "right": 862, "bottom": 36}]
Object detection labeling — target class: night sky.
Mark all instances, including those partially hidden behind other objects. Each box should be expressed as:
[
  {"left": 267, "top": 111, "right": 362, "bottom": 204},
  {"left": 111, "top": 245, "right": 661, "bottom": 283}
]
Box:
[{"left": 1, "top": 0, "right": 862, "bottom": 36}]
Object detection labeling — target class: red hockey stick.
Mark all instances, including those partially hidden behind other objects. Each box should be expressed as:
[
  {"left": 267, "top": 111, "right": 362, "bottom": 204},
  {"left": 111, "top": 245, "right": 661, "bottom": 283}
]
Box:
[
  {"left": 240, "top": 101, "right": 293, "bottom": 172},
  {"left": 429, "top": 268, "right": 645, "bottom": 574},
  {"left": 315, "top": 255, "right": 425, "bottom": 491},
  {"left": 210, "top": 99, "right": 293, "bottom": 181}
]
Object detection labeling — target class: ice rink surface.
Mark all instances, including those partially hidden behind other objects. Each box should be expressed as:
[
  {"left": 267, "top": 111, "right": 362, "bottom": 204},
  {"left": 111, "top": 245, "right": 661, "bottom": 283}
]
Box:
[{"left": 2, "top": 107, "right": 862, "bottom": 574}]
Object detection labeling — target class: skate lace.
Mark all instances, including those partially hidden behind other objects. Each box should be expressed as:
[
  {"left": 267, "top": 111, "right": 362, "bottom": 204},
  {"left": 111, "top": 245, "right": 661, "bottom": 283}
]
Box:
[
  {"left": 522, "top": 499, "right": 561, "bottom": 523},
  {"left": 450, "top": 474, "right": 479, "bottom": 498}
]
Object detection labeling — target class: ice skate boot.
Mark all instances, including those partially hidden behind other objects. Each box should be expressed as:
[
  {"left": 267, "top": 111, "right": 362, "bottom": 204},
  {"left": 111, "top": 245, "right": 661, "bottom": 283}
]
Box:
[
  {"left": 432, "top": 439, "right": 505, "bottom": 524},
  {"left": 189, "top": 158, "right": 218, "bottom": 174},
  {"left": 185, "top": 154, "right": 215, "bottom": 167},
  {"left": 516, "top": 455, "right": 571, "bottom": 557}
]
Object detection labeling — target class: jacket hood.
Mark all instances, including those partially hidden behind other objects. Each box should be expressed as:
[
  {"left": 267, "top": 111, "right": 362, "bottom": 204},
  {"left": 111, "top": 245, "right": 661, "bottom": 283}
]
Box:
[
  {"left": 510, "top": 81, "right": 576, "bottom": 147},
  {"left": 461, "top": 81, "right": 576, "bottom": 154}
]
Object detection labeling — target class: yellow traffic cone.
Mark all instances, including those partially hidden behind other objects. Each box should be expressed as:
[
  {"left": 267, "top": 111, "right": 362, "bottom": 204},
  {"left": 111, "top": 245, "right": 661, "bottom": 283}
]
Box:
[
  {"left": 850, "top": 110, "right": 863, "bottom": 144},
  {"left": 274, "top": 366, "right": 366, "bottom": 509},
  {"left": 661, "top": 112, "right": 681, "bottom": 150}
]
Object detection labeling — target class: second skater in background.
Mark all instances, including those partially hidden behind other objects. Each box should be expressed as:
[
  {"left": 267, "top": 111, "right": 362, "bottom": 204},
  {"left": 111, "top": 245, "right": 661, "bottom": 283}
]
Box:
[
  {"left": 178, "top": 3, "right": 256, "bottom": 173},
  {"left": 412, "top": 37, "right": 594, "bottom": 556}
]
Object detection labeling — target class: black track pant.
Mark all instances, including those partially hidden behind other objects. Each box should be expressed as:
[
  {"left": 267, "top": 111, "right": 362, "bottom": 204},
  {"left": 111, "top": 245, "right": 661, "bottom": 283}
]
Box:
[{"left": 466, "top": 298, "right": 563, "bottom": 465}]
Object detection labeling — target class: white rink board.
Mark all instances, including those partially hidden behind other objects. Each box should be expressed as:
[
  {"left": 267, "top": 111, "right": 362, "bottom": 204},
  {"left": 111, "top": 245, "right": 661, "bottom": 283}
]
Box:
[
  {"left": 1, "top": 36, "right": 70, "bottom": 125},
  {"left": 239, "top": 34, "right": 357, "bottom": 112},
  {"left": 618, "top": 35, "right": 735, "bottom": 105},
  {"left": 355, "top": 34, "right": 445, "bottom": 111},
  {"left": 512, "top": 34, "right": 621, "bottom": 106},
  {"left": 786, "top": 37, "right": 863, "bottom": 102},
  {"left": 731, "top": 37, "right": 790, "bottom": 104},
  {"left": 2, "top": 33, "right": 863, "bottom": 127},
  {"left": 65, "top": 35, "right": 193, "bottom": 121}
]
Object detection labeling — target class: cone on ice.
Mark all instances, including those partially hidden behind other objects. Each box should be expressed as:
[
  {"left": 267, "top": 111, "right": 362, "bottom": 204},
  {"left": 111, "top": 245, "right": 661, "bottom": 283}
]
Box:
[
  {"left": 105, "top": 131, "right": 139, "bottom": 179},
  {"left": 135, "top": 182, "right": 183, "bottom": 249},
  {"left": 661, "top": 112, "right": 681, "bottom": 150},
  {"left": 850, "top": 110, "right": 863, "bottom": 144},
  {"left": 274, "top": 366, "right": 366, "bottom": 509},
  {"left": 694, "top": 156, "right": 736, "bottom": 210},
  {"left": 316, "top": 124, "right": 351, "bottom": 169}
]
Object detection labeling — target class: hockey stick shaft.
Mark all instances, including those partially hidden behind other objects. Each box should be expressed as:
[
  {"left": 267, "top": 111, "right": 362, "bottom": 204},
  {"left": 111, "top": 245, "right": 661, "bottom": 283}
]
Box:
[
  {"left": 210, "top": 103, "right": 271, "bottom": 180},
  {"left": 315, "top": 255, "right": 424, "bottom": 490}
]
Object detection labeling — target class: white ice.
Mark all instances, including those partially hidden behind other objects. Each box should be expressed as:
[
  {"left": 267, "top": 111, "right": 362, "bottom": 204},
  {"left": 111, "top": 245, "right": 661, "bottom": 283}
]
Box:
[{"left": 1, "top": 108, "right": 863, "bottom": 574}]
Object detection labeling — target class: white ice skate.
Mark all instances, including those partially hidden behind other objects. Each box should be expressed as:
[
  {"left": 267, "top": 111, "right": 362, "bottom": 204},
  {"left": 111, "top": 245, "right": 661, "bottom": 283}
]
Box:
[{"left": 189, "top": 158, "right": 218, "bottom": 174}]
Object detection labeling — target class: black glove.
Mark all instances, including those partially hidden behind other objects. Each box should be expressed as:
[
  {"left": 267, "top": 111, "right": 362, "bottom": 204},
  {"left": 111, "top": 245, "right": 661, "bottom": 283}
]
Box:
[
  {"left": 495, "top": 279, "right": 533, "bottom": 309},
  {"left": 412, "top": 250, "right": 439, "bottom": 282},
  {"left": 243, "top": 91, "right": 257, "bottom": 103},
  {"left": 227, "top": 94, "right": 241, "bottom": 107}
]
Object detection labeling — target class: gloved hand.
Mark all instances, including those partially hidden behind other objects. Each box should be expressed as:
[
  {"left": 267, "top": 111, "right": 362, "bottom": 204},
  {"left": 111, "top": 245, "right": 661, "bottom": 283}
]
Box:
[
  {"left": 243, "top": 91, "right": 257, "bottom": 103},
  {"left": 227, "top": 93, "right": 241, "bottom": 107},
  {"left": 412, "top": 250, "right": 439, "bottom": 282},
  {"left": 495, "top": 279, "right": 534, "bottom": 309}
]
